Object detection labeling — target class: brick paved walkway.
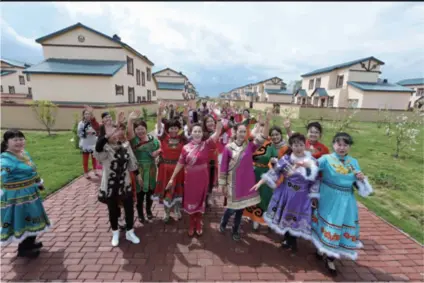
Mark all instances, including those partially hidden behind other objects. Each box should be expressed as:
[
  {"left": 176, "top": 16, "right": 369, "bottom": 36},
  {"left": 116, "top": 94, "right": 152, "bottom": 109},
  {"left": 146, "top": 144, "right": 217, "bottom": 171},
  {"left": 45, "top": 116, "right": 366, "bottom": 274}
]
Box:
[{"left": 1, "top": 176, "right": 423, "bottom": 282}]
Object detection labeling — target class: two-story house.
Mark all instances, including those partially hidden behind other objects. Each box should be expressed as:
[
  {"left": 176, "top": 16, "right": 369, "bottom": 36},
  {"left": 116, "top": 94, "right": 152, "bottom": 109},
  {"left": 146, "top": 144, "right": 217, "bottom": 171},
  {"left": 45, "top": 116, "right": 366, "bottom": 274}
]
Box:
[
  {"left": 397, "top": 78, "right": 424, "bottom": 109},
  {"left": 295, "top": 56, "right": 414, "bottom": 110},
  {"left": 23, "top": 22, "right": 156, "bottom": 105},
  {"left": 152, "top": 68, "right": 197, "bottom": 101},
  {"left": 1, "top": 58, "right": 32, "bottom": 96},
  {"left": 226, "top": 76, "right": 290, "bottom": 103}
]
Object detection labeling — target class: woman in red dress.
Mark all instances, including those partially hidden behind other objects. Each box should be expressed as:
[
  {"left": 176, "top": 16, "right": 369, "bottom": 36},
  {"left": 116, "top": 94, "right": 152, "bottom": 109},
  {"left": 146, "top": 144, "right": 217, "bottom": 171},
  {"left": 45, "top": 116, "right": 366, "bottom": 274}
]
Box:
[
  {"left": 153, "top": 103, "right": 188, "bottom": 223},
  {"left": 286, "top": 121, "right": 329, "bottom": 159}
]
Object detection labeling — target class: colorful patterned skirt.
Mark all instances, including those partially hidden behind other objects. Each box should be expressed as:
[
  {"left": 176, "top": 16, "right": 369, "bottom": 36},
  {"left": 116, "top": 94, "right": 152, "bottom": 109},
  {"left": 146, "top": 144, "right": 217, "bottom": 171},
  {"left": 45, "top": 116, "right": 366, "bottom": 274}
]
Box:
[
  {"left": 136, "top": 163, "right": 157, "bottom": 193},
  {"left": 153, "top": 159, "right": 184, "bottom": 208},
  {"left": 243, "top": 166, "right": 273, "bottom": 225},
  {"left": 1, "top": 183, "right": 51, "bottom": 246},
  {"left": 263, "top": 183, "right": 313, "bottom": 240},
  {"left": 311, "top": 181, "right": 362, "bottom": 261}
]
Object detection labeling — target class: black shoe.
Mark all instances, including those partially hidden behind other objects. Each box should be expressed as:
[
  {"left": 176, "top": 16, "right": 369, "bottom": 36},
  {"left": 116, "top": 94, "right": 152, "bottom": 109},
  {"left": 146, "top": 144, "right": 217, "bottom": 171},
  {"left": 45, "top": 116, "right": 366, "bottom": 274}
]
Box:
[
  {"left": 17, "top": 249, "right": 40, "bottom": 259},
  {"left": 146, "top": 211, "right": 153, "bottom": 221},
  {"left": 315, "top": 250, "right": 324, "bottom": 260},
  {"left": 325, "top": 258, "right": 337, "bottom": 276},
  {"left": 31, "top": 241, "right": 43, "bottom": 249},
  {"left": 232, "top": 231, "right": 241, "bottom": 242},
  {"left": 219, "top": 223, "right": 226, "bottom": 233},
  {"left": 138, "top": 216, "right": 145, "bottom": 224},
  {"left": 281, "top": 240, "right": 291, "bottom": 250}
]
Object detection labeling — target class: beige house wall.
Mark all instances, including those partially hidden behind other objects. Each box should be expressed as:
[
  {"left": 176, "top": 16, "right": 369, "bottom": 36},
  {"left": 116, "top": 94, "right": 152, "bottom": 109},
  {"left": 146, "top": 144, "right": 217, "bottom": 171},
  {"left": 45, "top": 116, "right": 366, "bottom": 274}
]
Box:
[
  {"left": 43, "top": 46, "right": 123, "bottom": 61},
  {"left": 156, "top": 89, "right": 185, "bottom": 100},
  {"left": 1, "top": 103, "right": 158, "bottom": 131},
  {"left": 267, "top": 94, "right": 292, "bottom": 103},
  {"left": 1, "top": 67, "right": 32, "bottom": 94},
  {"left": 154, "top": 76, "right": 185, "bottom": 84},
  {"left": 360, "top": 90, "right": 410, "bottom": 110},
  {"left": 30, "top": 74, "right": 114, "bottom": 103}
]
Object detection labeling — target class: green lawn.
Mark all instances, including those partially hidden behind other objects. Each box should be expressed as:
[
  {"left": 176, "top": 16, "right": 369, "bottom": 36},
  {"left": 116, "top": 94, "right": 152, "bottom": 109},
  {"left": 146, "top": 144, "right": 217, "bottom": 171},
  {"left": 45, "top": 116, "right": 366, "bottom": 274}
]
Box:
[
  {"left": 1, "top": 117, "right": 157, "bottom": 199},
  {"left": 267, "top": 116, "right": 424, "bottom": 244}
]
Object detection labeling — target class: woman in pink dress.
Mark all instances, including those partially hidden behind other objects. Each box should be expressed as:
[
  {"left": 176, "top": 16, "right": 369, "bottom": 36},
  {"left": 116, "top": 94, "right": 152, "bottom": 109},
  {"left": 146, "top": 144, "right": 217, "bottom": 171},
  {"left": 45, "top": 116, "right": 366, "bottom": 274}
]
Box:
[
  {"left": 166, "top": 113, "right": 223, "bottom": 237},
  {"left": 219, "top": 111, "right": 272, "bottom": 241}
]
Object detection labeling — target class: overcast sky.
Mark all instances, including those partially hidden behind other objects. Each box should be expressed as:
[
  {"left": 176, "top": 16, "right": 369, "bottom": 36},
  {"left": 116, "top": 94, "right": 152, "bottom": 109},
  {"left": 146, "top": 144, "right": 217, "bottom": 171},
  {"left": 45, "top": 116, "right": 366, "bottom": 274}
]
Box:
[{"left": 1, "top": 2, "right": 423, "bottom": 96}]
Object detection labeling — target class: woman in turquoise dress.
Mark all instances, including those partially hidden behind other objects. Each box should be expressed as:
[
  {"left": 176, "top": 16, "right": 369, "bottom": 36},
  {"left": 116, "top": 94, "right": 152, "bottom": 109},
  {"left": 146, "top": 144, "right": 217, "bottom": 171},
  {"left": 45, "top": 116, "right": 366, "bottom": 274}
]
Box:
[
  {"left": 311, "top": 132, "right": 373, "bottom": 275},
  {"left": 1, "top": 130, "right": 51, "bottom": 258}
]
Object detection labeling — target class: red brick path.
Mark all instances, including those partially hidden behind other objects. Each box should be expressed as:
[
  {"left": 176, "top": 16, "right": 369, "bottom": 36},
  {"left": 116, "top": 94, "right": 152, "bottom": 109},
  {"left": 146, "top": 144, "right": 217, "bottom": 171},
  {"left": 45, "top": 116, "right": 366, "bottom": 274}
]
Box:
[{"left": 1, "top": 176, "right": 423, "bottom": 282}]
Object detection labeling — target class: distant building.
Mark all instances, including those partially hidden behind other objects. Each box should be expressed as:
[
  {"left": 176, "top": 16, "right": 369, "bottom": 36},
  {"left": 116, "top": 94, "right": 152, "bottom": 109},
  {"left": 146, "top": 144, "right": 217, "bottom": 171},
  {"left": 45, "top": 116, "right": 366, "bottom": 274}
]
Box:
[
  {"left": 1, "top": 58, "right": 32, "bottom": 96},
  {"left": 226, "top": 76, "right": 291, "bottom": 103},
  {"left": 153, "top": 68, "right": 197, "bottom": 101},
  {"left": 295, "top": 56, "right": 414, "bottom": 110},
  {"left": 23, "top": 22, "right": 156, "bottom": 105},
  {"left": 397, "top": 78, "right": 424, "bottom": 109}
]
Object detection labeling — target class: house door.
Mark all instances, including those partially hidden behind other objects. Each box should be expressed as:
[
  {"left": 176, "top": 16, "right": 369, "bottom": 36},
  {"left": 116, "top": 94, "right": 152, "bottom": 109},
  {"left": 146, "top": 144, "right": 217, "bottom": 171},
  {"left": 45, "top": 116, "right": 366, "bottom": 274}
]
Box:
[{"left": 320, "top": 99, "right": 325, "bottom": 107}]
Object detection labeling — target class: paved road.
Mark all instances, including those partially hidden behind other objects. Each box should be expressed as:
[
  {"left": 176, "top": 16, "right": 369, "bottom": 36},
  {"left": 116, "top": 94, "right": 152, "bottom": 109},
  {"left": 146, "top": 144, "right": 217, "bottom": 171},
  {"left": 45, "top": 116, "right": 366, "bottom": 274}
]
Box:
[{"left": 1, "top": 176, "right": 423, "bottom": 282}]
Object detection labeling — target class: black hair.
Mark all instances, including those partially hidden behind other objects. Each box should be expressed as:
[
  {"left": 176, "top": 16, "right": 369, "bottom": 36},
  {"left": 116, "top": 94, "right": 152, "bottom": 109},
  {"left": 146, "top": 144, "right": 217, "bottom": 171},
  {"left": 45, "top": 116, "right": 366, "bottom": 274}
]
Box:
[
  {"left": 1, "top": 129, "right": 25, "bottom": 153},
  {"left": 191, "top": 122, "right": 203, "bottom": 132},
  {"left": 269, "top": 126, "right": 283, "bottom": 137},
  {"left": 133, "top": 120, "right": 148, "bottom": 131},
  {"left": 192, "top": 111, "right": 199, "bottom": 123},
  {"left": 202, "top": 114, "right": 216, "bottom": 133},
  {"left": 306, "top": 122, "right": 323, "bottom": 134},
  {"left": 332, "top": 132, "right": 354, "bottom": 145},
  {"left": 243, "top": 109, "right": 250, "bottom": 115},
  {"left": 166, "top": 118, "right": 182, "bottom": 131},
  {"left": 285, "top": 133, "right": 306, "bottom": 156},
  {"left": 101, "top": 112, "right": 110, "bottom": 119}
]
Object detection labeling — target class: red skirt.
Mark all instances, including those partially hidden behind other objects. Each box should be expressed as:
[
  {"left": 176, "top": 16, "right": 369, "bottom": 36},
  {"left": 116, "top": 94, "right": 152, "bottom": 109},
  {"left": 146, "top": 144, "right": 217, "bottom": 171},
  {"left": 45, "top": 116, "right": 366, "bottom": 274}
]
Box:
[{"left": 153, "top": 162, "right": 184, "bottom": 208}]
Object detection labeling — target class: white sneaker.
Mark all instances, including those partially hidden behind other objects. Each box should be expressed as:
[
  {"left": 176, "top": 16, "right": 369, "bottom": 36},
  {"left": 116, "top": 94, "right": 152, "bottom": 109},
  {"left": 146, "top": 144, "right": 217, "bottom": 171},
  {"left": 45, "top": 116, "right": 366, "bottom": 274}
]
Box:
[
  {"left": 252, "top": 221, "right": 259, "bottom": 230},
  {"left": 125, "top": 229, "right": 140, "bottom": 244},
  {"left": 111, "top": 230, "right": 120, "bottom": 247},
  {"left": 174, "top": 204, "right": 182, "bottom": 220}
]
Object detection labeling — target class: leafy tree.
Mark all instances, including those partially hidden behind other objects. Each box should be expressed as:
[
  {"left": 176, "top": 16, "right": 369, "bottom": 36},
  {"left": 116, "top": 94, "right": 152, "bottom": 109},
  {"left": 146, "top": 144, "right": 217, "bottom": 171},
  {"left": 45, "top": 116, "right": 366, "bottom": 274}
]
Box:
[{"left": 30, "top": 100, "right": 58, "bottom": 136}]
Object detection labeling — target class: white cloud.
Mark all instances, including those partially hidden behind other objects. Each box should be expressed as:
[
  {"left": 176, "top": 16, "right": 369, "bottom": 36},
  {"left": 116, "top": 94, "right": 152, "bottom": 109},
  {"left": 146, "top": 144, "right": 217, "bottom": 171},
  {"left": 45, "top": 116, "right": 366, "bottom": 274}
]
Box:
[
  {"left": 0, "top": 18, "right": 41, "bottom": 49},
  {"left": 12, "top": 2, "right": 424, "bottom": 84},
  {"left": 247, "top": 75, "right": 258, "bottom": 81}
]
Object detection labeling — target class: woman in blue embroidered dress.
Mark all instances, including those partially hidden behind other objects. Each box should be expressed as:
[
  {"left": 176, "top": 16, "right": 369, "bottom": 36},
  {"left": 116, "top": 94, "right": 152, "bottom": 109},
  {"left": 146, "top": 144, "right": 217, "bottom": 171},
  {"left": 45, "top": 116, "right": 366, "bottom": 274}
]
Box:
[
  {"left": 311, "top": 132, "right": 373, "bottom": 275},
  {"left": 0, "top": 130, "right": 51, "bottom": 258}
]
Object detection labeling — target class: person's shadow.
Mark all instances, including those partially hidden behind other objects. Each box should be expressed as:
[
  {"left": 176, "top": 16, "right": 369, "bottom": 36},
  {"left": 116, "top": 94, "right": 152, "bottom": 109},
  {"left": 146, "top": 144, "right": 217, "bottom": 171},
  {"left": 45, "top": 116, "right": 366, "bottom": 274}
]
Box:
[{"left": 3, "top": 248, "right": 66, "bottom": 281}]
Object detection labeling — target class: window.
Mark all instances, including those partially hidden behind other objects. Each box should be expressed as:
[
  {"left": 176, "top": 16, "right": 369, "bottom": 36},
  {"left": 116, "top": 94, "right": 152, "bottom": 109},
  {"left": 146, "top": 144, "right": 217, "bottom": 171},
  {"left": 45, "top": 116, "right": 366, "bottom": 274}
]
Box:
[
  {"left": 136, "top": 69, "right": 141, "bottom": 85},
  {"left": 348, "top": 99, "right": 359, "bottom": 108},
  {"left": 328, "top": 96, "right": 334, "bottom": 107},
  {"left": 26, "top": 73, "right": 30, "bottom": 82},
  {"left": 315, "top": 78, "right": 321, "bottom": 88},
  {"left": 417, "top": 88, "right": 424, "bottom": 96},
  {"left": 127, "top": 56, "right": 134, "bottom": 75},
  {"left": 142, "top": 72, "right": 145, "bottom": 86},
  {"left": 28, "top": 87, "right": 32, "bottom": 95},
  {"left": 0, "top": 85, "right": 2, "bottom": 93},
  {"left": 308, "top": 79, "right": 314, "bottom": 90},
  {"left": 142, "top": 96, "right": 146, "bottom": 102},
  {"left": 146, "top": 67, "right": 151, "bottom": 81},
  {"left": 115, "top": 84, "right": 124, "bottom": 96},
  {"left": 336, "top": 75, "right": 344, "bottom": 88},
  {"left": 128, "top": 87, "right": 135, "bottom": 103},
  {"left": 137, "top": 96, "right": 142, "bottom": 103},
  {"left": 9, "top": 86, "right": 15, "bottom": 94},
  {"left": 147, "top": 89, "right": 151, "bottom": 101},
  {"left": 19, "top": 76, "right": 25, "bottom": 85},
  {"left": 152, "top": 90, "right": 156, "bottom": 97}
]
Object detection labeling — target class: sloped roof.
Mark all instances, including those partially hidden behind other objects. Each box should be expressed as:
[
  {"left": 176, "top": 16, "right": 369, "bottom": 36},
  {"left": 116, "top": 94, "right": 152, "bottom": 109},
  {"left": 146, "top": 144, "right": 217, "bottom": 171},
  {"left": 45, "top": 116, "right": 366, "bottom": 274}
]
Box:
[
  {"left": 311, "top": 88, "right": 329, "bottom": 97},
  {"left": 153, "top": 67, "right": 188, "bottom": 79},
  {"left": 1, "top": 70, "right": 17, "bottom": 76},
  {"left": 294, "top": 89, "right": 307, "bottom": 97},
  {"left": 301, "top": 56, "right": 385, "bottom": 78},
  {"left": 1, "top": 58, "right": 32, "bottom": 68},
  {"left": 265, "top": 88, "right": 292, "bottom": 95},
  {"left": 35, "top": 22, "right": 154, "bottom": 66},
  {"left": 157, "top": 82, "right": 185, "bottom": 90},
  {"left": 397, "top": 78, "right": 424, "bottom": 86},
  {"left": 23, "top": 58, "right": 126, "bottom": 76},
  {"left": 348, "top": 81, "right": 414, "bottom": 93}
]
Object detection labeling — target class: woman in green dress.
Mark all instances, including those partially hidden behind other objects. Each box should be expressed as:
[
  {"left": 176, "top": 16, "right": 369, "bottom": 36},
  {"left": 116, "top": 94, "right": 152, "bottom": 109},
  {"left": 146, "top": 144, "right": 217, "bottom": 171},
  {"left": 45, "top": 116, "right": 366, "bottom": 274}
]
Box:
[
  {"left": 244, "top": 125, "right": 290, "bottom": 231},
  {"left": 127, "top": 113, "right": 161, "bottom": 223}
]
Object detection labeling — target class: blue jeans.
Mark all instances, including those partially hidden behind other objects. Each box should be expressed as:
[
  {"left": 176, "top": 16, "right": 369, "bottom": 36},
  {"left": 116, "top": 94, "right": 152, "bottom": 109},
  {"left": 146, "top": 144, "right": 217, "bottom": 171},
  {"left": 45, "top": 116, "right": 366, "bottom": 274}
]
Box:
[{"left": 220, "top": 208, "right": 243, "bottom": 233}]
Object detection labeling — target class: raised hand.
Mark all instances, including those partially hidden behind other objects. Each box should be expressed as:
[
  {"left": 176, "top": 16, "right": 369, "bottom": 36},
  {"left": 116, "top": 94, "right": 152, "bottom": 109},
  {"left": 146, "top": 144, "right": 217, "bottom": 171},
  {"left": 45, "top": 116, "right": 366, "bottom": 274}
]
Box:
[
  {"left": 84, "top": 105, "right": 94, "bottom": 113},
  {"left": 117, "top": 111, "right": 126, "bottom": 124},
  {"left": 283, "top": 118, "right": 291, "bottom": 129},
  {"left": 128, "top": 111, "right": 139, "bottom": 121}
]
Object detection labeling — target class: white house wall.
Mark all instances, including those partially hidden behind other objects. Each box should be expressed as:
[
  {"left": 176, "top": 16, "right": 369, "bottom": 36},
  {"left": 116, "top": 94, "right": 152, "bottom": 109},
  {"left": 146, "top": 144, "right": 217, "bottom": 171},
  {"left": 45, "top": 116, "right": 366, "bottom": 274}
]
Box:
[{"left": 1, "top": 67, "right": 32, "bottom": 94}]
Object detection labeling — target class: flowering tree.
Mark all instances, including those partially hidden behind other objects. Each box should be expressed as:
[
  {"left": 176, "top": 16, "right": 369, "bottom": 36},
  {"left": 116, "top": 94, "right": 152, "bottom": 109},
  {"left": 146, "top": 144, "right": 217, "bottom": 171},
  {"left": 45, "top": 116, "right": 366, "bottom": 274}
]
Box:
[
  {"left": 385, "top": 109, "right": 423, "bottom": 158},
  {"left": 331, "top": 108, "right": 360, "bottom": 132}
]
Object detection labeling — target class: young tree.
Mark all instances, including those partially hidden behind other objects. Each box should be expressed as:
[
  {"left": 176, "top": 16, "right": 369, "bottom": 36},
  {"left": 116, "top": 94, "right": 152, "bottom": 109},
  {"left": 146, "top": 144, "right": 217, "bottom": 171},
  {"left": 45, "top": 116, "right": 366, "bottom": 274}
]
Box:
[
  {"left": 72, "top": 112, "right": 80, "bottom": 149},
  {"left": 30, "top": 100, "right": 58, "bottom": 136},
  {"left": 386, "top": 109, "right": 423, "bottom": 158}
]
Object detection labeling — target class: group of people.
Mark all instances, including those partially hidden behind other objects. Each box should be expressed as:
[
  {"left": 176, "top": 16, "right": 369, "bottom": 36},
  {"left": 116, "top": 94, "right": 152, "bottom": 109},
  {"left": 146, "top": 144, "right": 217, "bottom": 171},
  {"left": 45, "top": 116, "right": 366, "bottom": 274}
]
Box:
[{"left": 0, "top": 100, "right": 373, "bottom": 276}]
